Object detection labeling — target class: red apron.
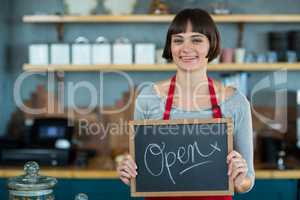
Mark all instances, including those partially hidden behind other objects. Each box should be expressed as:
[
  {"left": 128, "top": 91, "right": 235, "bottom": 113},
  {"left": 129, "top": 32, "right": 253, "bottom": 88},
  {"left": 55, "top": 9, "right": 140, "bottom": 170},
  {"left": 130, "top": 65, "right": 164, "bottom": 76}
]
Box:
[{"left": 146, "top": 75, "right": 232, "bottom": 200}]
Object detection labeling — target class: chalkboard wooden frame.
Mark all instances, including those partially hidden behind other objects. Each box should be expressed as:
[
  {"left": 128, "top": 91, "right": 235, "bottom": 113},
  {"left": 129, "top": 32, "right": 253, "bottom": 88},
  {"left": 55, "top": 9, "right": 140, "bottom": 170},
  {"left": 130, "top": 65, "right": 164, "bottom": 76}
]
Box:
[{"left": 129, "top": 118, "right": 234, "bottom": 197}]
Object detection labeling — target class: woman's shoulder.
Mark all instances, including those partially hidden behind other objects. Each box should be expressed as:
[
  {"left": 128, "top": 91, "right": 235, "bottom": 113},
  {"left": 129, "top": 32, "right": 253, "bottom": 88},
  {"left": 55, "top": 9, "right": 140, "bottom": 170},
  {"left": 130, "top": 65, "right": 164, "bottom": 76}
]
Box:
[
  {"left": 134, "top": 80, "right": 167, "bottom": 104},
  {"left": 134, "top": 80, "right": 170, "bottom": 115},
  {"left": 214, "top": 80, "right": 250, "bottom": 108},
  {"left": 136, "top": 79, "right": 171, "bottom": 99}
]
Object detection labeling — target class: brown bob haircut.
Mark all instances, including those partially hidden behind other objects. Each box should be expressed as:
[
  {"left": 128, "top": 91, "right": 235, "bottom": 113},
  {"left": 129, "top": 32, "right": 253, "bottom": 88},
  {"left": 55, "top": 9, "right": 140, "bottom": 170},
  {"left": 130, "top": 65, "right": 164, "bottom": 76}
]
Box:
[{"left": 162, "top": 8, "right": 221, "bottom": 63}]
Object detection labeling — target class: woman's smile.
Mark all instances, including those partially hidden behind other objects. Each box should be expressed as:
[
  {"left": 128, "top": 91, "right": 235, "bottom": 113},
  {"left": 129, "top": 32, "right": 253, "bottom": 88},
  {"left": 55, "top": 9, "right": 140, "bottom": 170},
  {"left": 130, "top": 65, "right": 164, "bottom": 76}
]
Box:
[{"left": 179, "top": 55, "right": 199, "bottom": 62}]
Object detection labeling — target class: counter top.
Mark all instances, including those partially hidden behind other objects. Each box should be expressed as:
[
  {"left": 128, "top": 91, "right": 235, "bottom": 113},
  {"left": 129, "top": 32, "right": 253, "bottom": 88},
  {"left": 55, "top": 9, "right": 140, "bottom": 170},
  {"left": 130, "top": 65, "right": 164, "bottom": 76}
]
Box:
[
  {"left": 0, "top": 167, "right": 117, "bottom": 179},
  {"left": 1, "top": 167, "right": 300, "bottom": 179}
]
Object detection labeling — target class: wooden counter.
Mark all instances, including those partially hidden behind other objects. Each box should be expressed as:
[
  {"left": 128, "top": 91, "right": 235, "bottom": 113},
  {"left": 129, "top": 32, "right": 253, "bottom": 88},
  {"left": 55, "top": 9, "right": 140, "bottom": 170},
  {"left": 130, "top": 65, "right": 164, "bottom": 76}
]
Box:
[{"left": 1, "top": 167, "right": 300, "bottom": 179}]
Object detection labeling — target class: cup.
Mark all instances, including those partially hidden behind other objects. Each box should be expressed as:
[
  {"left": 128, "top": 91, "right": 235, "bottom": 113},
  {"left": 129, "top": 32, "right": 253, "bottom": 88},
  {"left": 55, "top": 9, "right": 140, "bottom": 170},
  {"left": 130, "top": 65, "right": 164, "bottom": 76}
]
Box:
[
  {"left": 234, "top": 48, "right": 246, "bottom": 63},
  {"left": 286, "top": 50, "right": 297, "bottom": 63},
  {"left": 267, "top": 51, "right": 278, "bottom": 63},
  {"left": 244, "top": 52, "right": 255, "bottom": 63},
  {"left": 135, "top": 43, "right": 156, "bottom": 64},
  {"left": 221, "top": 48, "right": 234, "bottom": 63},
  {"left": 256, "top": 53, "right": 267, "bottom": 63}
]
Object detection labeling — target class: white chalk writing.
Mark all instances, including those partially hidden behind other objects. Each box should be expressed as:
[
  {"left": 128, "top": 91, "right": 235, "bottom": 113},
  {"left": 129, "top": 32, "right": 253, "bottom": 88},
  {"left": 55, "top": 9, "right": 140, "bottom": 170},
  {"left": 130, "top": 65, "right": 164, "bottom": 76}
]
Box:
[{"left": 144, "top": 141, "right": 221, "bottom": 184}]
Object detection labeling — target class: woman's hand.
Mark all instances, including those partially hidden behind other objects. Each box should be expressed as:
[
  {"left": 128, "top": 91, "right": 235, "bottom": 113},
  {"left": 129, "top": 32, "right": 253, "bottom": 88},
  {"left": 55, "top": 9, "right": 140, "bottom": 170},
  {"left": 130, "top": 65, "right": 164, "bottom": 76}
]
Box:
[
  {"left": 117, "top": 154, "right": 138, "bottom": 186},
  {"left": 227, "top": 151, "right": 250, "bottom": 192}
]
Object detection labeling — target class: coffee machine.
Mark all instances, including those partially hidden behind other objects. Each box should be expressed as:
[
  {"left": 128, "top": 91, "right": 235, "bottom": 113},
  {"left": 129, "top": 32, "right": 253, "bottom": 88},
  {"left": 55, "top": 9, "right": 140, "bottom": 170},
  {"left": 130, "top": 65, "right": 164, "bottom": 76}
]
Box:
[{"left": 0, "top": 117, "right": 74, "bottom": 166}]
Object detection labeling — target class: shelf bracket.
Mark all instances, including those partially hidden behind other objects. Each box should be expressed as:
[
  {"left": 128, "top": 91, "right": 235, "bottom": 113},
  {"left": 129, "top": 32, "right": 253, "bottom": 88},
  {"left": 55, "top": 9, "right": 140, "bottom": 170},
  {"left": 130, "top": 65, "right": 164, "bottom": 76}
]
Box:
[
  {"left": 237, "top": 22, "right": 245, "bottom": 48},
  {"left": 55, "top": 71, "right": 65, "bottom": 104},
  {"left": 56, "top": 23, "right": 64, "bottom": 42},
  {"left": 54, "top": 23, "right": 65, "bottom": 82}
]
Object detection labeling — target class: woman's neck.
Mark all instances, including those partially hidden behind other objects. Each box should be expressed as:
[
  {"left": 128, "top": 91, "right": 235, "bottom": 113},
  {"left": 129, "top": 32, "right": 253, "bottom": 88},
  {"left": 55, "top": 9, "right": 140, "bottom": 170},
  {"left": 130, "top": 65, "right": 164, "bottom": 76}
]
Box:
[{"left": 175, "top": 68, "right": 209, "bottom": 96}]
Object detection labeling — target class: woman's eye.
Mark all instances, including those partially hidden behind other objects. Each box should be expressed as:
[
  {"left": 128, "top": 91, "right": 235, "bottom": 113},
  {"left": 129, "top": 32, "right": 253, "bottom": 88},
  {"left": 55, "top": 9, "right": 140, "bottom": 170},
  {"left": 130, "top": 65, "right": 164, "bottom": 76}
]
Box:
[
  {"left": 192, "top": 39, "right": 202, "bottom": 43},
  {"left": 173, "top": 39, "right": 183, "bottom": 43}
]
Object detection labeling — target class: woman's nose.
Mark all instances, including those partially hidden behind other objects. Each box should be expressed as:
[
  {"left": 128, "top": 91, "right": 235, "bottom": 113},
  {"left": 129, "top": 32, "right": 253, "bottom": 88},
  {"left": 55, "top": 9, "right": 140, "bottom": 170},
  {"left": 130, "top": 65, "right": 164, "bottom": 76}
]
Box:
[{"left": 182, "top": 41, "right": 193, "bottom": 52}]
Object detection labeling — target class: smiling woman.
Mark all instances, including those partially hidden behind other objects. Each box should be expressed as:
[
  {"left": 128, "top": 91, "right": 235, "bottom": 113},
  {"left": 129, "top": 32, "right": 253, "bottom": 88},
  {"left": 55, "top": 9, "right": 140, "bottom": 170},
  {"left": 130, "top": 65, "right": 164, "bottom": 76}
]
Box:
[{"left": 117, "top": 8, "right": 255, "bottom": 200}]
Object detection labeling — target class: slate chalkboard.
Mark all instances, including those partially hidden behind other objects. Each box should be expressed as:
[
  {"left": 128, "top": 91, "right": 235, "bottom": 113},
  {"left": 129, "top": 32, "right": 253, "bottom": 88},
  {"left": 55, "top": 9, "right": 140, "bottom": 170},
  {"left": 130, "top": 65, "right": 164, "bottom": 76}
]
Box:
[{"left": 129, "top": 118, "right": 233, "bottom": 197}]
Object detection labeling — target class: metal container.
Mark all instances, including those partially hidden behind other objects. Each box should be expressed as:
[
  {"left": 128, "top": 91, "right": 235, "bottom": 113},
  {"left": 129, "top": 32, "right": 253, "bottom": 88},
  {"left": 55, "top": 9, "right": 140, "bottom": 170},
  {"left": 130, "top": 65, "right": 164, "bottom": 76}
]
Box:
[{"left": 7, "top": 161, "right": 57, "bottom": 200}]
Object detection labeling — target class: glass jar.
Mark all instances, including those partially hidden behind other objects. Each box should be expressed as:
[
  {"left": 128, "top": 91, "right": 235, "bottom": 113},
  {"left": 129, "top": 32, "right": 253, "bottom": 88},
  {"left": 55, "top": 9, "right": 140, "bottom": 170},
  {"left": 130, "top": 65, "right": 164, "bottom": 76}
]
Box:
[{"left": 7, "top": 161, "right": 57, "bottom": 200}]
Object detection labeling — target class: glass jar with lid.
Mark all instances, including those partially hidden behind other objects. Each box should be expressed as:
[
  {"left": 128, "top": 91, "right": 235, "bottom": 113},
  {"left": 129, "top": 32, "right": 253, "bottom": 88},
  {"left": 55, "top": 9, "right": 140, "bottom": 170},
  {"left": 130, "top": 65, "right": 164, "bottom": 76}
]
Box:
[{"left": 7, "top": 161, "right": 57, "bottom": 200}]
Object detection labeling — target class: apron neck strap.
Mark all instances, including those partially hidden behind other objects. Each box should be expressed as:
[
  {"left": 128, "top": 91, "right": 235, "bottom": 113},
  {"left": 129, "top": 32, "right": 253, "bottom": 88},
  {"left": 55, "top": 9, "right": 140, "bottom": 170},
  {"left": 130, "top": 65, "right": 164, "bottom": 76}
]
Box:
[
  {"left": 163, "top": 75, "right": 222, "bottom": 120},
  {"left": 163, "top": 75, "right": 176, "bottom": 120},
  {"left": 207, "top": 77, "right": 222, "bottom": 118}
]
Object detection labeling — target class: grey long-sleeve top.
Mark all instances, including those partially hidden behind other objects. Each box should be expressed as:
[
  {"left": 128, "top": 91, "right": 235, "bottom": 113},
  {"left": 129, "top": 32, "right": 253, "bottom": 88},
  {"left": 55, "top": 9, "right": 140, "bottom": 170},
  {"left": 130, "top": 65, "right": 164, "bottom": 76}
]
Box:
[{"left": 133, "top": 82, "right": 255, "bottom": 193}]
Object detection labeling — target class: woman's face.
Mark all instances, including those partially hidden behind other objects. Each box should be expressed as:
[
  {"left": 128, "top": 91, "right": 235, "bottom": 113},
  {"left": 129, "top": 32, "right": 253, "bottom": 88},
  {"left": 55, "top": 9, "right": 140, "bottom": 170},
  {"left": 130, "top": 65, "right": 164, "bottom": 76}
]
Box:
[{"left": 171, "top": 22, "right": 210, "bottom": 72}]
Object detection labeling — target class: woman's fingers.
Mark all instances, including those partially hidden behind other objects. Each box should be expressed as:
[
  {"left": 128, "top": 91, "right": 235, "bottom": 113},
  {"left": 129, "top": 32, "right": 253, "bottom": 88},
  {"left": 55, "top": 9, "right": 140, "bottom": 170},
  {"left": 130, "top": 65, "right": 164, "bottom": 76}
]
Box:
[
  {"left": 119, "top": 170, "right": 131, "bottom": 179},
  {"left": 117, "top": 166, "right": 130, "bottom": 185},
  {"left": 117, "top": 154, "right": 138, "bottom": 186},
  {"left": 228, "top": 157, "right": 247, "bottom": 176},
  {"left": 233, "top": 159, "right": 246, "bottom": 169},
  {"left": 231, "top": 166, "right": 247, "bottom": 180},
  {"left": 228, "top": 160, "right": 233, "bottom": 175},
  {"left": 228, "top": 158, "right": 240, "bottom": 175},
  {"left": 122, "top": 158, "right": 138, "bottom": 176},
  {"left": 122, "top": 155, "right": 137, "bottom": 171},
  {"left": 227, "top": 151, "right": 242, "bottom": 163},
  {"left": 227, "top": 151, "right": 249, "bottom": 188},
  {"left": 126, "top": 155, "right": 138, "bottom": 169},
  {"left": 119, "top": 163, "right": 137, "bottom": 177},
  {"left": 229, "top": 161, "right": 248, "bottom": 179},
  {"left": 120, "top": 176, "right": 130, "bottom": 185}
]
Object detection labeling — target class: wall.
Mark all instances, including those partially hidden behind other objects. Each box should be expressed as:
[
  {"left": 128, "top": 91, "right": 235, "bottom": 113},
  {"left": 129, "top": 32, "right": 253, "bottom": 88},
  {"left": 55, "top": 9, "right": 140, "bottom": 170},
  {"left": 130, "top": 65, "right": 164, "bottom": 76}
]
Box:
[
  {"left": 0, "top": 0, "right": 11, "bottom": 134},
  {"left": 1, "top": 0, "right": 300, "bottom": 134}
]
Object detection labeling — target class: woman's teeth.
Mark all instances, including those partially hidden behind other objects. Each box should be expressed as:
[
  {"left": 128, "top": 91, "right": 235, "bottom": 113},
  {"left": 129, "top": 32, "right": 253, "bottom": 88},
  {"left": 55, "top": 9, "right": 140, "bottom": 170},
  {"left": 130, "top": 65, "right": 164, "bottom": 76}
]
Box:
[{"left": 180, "top": 56, "right": 198, "bottom": 61}]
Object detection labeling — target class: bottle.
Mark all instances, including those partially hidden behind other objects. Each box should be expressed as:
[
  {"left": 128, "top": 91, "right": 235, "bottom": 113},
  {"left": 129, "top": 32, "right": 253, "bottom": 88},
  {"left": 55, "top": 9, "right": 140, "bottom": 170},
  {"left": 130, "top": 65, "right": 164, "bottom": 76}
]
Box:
[
  {"left": 75, "top": 193, "right": 88, "bottom": 200},
  {"left": 277, "top": 149, "right": 286, "bottom": 170}
]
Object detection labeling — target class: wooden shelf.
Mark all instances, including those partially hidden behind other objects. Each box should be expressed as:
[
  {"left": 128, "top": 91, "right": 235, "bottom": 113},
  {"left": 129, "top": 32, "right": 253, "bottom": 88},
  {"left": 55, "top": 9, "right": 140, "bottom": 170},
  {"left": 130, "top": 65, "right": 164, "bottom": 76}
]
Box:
[
  {"left": 255, "top": 170, "right": 300, "bottom": 179},
  {"left": 1, "top": 168, "right": 300, "bottom": 179},
  {"left": 23, "top": 14, "right": 300, "bottom": 23},
  {"left": 23, "top": 63, "right": 300, "bottom": 72},
  {"left": 0, "top": 168, "right": 118, "bottom": 179}
]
